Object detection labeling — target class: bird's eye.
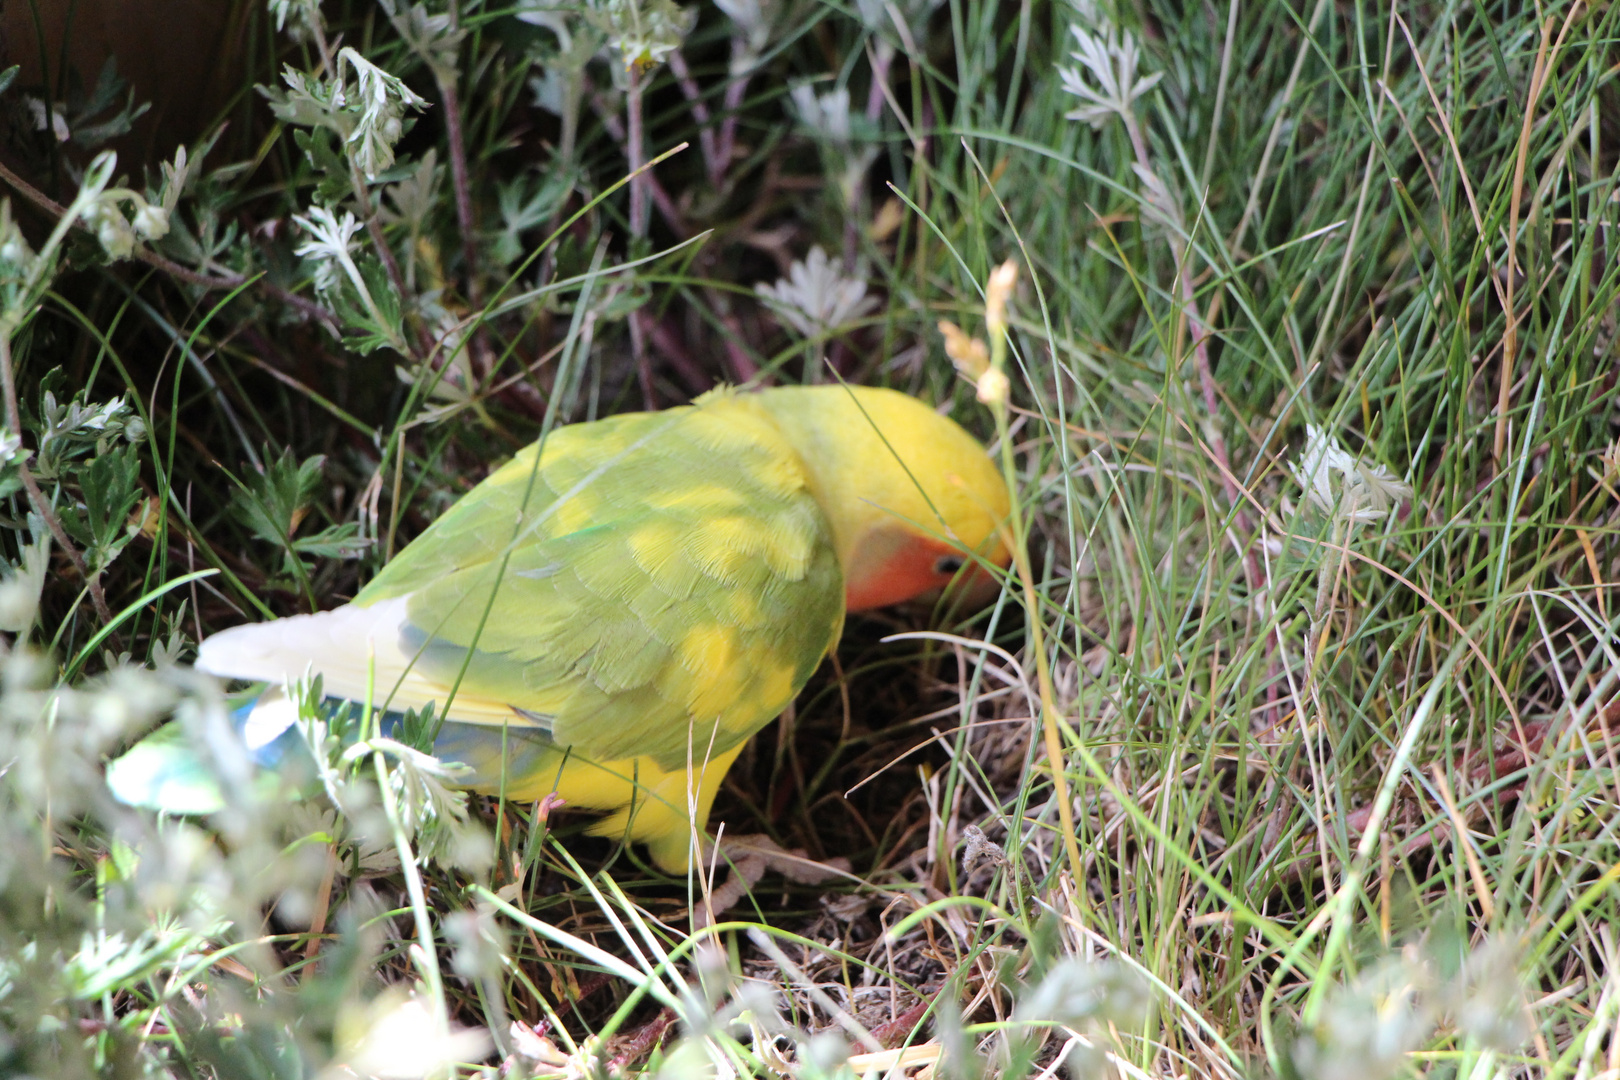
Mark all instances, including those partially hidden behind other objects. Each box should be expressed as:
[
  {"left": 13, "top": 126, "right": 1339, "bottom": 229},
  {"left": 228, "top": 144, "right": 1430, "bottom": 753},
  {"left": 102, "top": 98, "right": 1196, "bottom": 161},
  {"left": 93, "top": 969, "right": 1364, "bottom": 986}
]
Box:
[{"left": 934, "top": 554, "right": 967, "bottom": 577}]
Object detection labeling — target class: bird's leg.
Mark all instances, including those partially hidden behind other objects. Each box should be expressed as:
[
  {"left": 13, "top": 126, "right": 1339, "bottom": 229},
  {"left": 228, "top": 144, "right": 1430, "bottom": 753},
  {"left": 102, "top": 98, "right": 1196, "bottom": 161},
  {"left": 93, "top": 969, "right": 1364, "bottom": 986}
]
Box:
[{"left": 693, "top": 834, "right": 852, "bottom": 926}]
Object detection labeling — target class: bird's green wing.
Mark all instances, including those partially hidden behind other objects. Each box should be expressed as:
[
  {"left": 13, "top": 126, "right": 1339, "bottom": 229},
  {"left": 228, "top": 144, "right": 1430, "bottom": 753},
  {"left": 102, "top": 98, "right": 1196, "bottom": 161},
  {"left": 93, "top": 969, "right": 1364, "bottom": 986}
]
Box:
[{"left": 355, "top": 393, "right": 845, "bottom": 770}]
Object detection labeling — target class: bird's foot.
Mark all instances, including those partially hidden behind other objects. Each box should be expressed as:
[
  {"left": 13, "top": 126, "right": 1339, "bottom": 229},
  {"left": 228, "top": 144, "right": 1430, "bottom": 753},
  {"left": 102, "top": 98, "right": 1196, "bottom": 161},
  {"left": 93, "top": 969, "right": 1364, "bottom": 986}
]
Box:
[{"left": 692, "top": 834, "right": 852, "bottom": 926}]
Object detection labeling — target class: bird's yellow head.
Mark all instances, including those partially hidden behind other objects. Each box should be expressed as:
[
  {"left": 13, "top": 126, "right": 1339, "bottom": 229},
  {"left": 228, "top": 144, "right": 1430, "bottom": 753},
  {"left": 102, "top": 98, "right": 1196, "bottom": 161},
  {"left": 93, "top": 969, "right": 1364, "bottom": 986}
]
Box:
[{"left": 753, "top": 385, "right": 1012, "bottom": 611}]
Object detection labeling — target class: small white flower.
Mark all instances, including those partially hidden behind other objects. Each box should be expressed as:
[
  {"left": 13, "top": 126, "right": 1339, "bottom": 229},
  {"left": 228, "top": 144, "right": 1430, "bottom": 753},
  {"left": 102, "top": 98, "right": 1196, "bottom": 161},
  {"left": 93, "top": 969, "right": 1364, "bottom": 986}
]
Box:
[
  {"left": 291, "top": 202, "right": 405, "bottom": 352},
  {"left": 1058, "top": 14, "right": 1163, "bottom": 128},
  {"left": 755, "top": 246, "right": 879, "bottom": 339},
  {"left": 589, "top": 0, "right": 695, "bottom": 73},
  {"left": 1290, "top": 425, "right": 1412, "bottom": 525},
  {"left": 86, "top": 203, "right": 137, "bottom": 260},
  {"left": 293, "top": 206, "right": 362, "bottom": 263},
  {"left": 131, "top": 203, "right": 169, "bottom": 242}
]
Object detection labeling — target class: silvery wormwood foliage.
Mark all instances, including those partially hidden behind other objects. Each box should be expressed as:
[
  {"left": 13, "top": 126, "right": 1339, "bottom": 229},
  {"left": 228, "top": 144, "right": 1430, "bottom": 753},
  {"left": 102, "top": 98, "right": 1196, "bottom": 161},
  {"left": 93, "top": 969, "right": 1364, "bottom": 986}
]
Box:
[
  {"left": 293, "top": 205, "right": 364, "bottom": 296},
  {"left": 381, "top": 0, "right": 468, "bottom": 78},
  {"left": 1290, "top": 425, "right": 1412, "bottom": 525},
  {"left": 292, "top": 205, "right": 406, "bottom": 354},
  {"left": 268, "top": 47, "right": 427, "bottom": 178},
  {"left": 712, "top": 0, "right": 783, "bottom": 66},
  {"left": 339, "top": 48, "right": 429, "bottom": 177},
  {"left": 788, "top": 84, "right": 878, "bottom": 207},
  {"left": 755, "top": 246, "right": 878, "bottom": 339},
  {"left": 77, "top": 144, "right": 192, "bottom": 262},
  {"left": 790, "top": 83, "right": 858, "bottom": 145},
  {"left": 34, "top": 391, "right": 145, "bottom": 482},
  {"left": 268, "top": 0, "right": 324, "bottom": 42},
  {"left": 1292, "top": 937, "right": 1527, "bottom": 1080},
  {"left": 1058, "top": 0, "right": 1163, "bottom": 128}
]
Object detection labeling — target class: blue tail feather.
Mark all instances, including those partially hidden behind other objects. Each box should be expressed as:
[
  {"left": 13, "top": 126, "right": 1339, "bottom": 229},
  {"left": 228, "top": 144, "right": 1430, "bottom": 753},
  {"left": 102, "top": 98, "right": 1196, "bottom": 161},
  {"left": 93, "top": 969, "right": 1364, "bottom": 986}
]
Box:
[{"left": 110, "top": 685, "right": 561, "bottom": 815}]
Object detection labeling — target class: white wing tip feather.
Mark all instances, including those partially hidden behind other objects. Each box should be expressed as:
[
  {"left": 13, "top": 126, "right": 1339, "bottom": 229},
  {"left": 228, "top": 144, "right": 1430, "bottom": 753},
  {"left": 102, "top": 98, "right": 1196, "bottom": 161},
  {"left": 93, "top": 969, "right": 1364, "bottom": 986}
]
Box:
[
  {"left": 194, "top": 597, "right": 526, "bottom": 728},
  {"left": 195, "top": 597, "right": 412, "bottom": 690}
]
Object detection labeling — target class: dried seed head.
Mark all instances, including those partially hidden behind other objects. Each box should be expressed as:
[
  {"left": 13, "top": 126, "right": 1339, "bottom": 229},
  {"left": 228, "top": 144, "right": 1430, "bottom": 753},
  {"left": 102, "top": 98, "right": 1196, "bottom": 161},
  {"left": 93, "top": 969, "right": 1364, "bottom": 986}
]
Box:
[
  {"left": 938, "top": 319, "right": 989, "bottom": 379},
  {"left": 986, "top": 259, "right": 1018, "bottom": 335},
  {"left": 976, "top": 368, "right": 1010, "bottom": 407}
]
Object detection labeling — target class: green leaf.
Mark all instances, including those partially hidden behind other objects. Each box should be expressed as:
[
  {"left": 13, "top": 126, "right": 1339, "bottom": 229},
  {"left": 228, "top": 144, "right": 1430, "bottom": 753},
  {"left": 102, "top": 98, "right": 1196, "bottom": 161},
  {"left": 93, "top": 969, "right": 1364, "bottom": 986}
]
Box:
[
  {"left": 330, "top": 253, "right": 405, "bottom": 355},
  {"left": 229, "top": 450, "right": 368, "bottom": 578},
  {"left": 67, "top": 56, "right": 151, "bottom": 148},
  {"left": 293, "top": 127, "right": 354, "bottom": 206},
  {"left": 491, "top": 167, "right": 575, "bottom": 267},
  {"left": 58, "top": 444, "right": 142, "bottom": 572},
  {"left": 230, "top": 448, "right": 325, "bottom": 546},
  {"left": 292, "top": 521, "right": 371, "bottom": 561}
]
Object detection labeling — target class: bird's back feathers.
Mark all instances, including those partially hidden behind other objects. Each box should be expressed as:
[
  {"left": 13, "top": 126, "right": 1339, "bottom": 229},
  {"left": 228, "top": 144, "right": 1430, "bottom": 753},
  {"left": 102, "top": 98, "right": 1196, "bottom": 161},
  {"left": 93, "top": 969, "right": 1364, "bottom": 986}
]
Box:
[{"left": 201, "top": 391, "right": 846, "bottom": 771}]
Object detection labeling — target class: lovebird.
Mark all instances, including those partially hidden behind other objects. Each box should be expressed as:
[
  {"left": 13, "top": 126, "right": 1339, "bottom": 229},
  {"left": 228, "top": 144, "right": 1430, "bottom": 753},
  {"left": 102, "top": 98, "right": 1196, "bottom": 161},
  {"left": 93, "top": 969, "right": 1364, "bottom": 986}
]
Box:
[{"left": 118, "top": 385, "right": 1010, "bottom": 873}]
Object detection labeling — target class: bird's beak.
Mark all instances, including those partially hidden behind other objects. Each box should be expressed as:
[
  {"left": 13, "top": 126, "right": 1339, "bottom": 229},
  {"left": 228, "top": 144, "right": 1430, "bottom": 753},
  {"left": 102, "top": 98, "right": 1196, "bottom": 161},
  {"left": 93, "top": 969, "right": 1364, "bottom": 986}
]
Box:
[{"left": 903, "top": 561, "right": 1005, "bottom": 614}]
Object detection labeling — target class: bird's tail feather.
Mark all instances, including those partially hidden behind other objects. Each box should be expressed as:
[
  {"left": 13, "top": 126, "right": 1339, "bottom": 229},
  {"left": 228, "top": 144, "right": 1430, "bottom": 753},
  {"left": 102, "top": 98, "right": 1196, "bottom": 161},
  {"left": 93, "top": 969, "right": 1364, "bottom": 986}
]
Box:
[{"left": 195, "top": 597, "right": 521, "bottom": 726}]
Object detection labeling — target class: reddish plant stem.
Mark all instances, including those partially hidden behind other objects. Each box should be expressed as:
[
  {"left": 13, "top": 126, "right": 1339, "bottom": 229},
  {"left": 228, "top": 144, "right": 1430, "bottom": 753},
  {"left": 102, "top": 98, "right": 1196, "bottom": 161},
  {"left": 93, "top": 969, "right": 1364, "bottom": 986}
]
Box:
[
  {"left": 437, "top": 70, "right": 481, "bottom": 307},
  {"left": 19, "top": 464, "right": 114, "bottom": 626},
  {"left": 591, "top": 91, "right": 688, "bottom": 236},
  {"left": 625, "top": 65, "right": 649, "bottom": 240},
  {"left": 665, "top": 49, "right": 717, "bottom": 176},
  {"left": 629, "top": 309, "right": 655, "bottom": 409},
  {"left": 712, "top": 51, "right": 752, "bottom": 186},
  {"left": 870, "top": 993, "right": 935, "bottom": 1048}
]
